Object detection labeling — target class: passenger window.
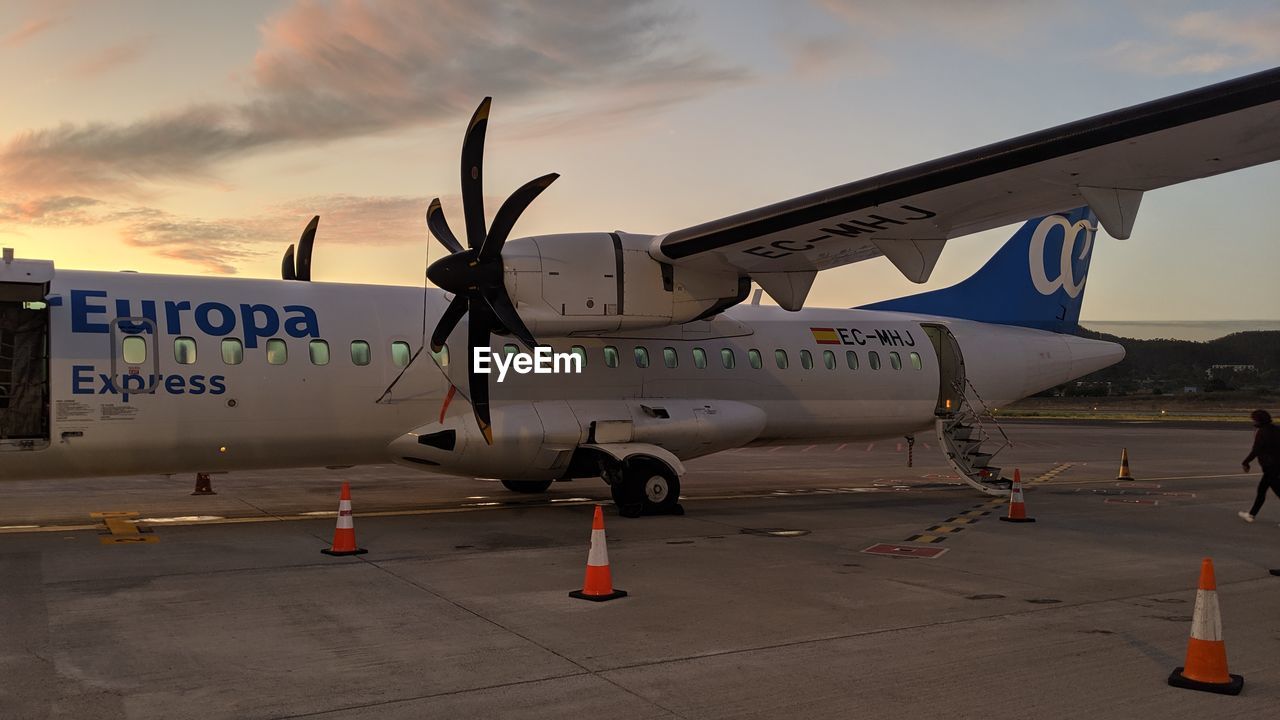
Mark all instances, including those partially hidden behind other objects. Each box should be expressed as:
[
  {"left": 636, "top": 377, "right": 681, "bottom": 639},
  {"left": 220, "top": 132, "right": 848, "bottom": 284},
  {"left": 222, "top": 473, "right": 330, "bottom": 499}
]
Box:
[
  {"left": 266, "top": 338, "right": 288, "bottom": 365},
  {"left": 351, "top": 340, "right": 372, "bottom": 366},
  {"left": 222, "top": 338, "right": 244, "bottom": 365},
  {"left": 800, "top": 349, "right": 813, "bottom": 370},
  {"left": 692, "top": 347, "right": 707, "bottom": 369},
  {"left": 391, "top": 341, "right": 411, "bottom": 368},
  {"left": 122, "top": 335, "right": 147, "bottom": 364},
  {"left": 634, "top": 346, "right": 650, "bottom": 368},
  {"left": 570, "top": 345, "right": 587, "bottom": 368},
  {"left": 174, "top": 336, "right": 196, "bottom": 365},
  {"left": 748, "top": 349, "right": 762, "bottom": 369},
  {"left": 310, "top": 340, "right": 330, "bottom": 366},
  {"left": 503, "top": 343, "right": 518, "bottom": 356},
  {"left": 721, "top": 348, "right": 736, "bottom": 369},
  {"left": 869, "top": 351, "right": 881, "bottom": 370},
  {"left": 823, "top": 350, "right": 836, "bottom": 370},
  {"left": 846, "top": 350, "right": 859, "bottom": 370},
  {"left": 663, "top": 347, "right": 678, "bottom": 368},
  {"left": 603, "top": 345, "right": 619, "bottom": 368},
  {"left": 890, "top": 351, "right": 902, "bottom": 370},
  {"left": 775, "top": 349, "right": 789, "bottom": 369},
  {"left": 910, "top": 351, "right": 923, "bottom": 370}
]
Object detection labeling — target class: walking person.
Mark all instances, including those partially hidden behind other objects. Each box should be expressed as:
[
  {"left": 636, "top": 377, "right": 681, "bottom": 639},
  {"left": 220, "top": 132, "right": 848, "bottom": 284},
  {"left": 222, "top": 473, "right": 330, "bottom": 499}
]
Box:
[{"left": 1238, "top": 409, "right": 1280, "bottom": 523}]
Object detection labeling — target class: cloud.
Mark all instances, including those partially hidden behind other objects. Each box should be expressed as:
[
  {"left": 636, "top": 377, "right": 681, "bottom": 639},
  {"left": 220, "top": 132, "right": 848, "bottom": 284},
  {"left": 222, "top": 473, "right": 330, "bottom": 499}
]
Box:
[
  {"left": 1101, "top": 9, "right": 1280, "bottom": 75},
  {"left": 0, "top": 195, "right": 101, "bottom": 226},
  {"left": 813, "top": 0, "right": 1039, "bottom": 37},
  {"left": 0, "top": 0, "right": 744, "bottom": 197},
  {"left": 118, "top": 194, "right": 441, "bottom": 274},
  {"left": 70, "top": 37, "right": 152, "bottom": 78},
  {"left": 1, "top": 15, "right": 65, "bottom": 48}
]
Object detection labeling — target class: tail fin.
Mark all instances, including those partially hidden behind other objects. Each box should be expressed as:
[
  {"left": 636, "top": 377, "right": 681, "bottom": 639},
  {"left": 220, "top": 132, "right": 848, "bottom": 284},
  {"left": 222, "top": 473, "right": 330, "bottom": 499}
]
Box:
[{"left": 859, "top": 207, "right": 1097, "bottom": 334}]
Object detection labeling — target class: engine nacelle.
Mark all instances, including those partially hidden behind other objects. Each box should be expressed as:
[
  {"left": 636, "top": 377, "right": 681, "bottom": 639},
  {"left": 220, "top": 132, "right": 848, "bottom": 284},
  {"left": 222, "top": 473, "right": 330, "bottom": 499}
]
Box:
[{"left": 501, "top": 232, "right": 746, "bottom": 335}]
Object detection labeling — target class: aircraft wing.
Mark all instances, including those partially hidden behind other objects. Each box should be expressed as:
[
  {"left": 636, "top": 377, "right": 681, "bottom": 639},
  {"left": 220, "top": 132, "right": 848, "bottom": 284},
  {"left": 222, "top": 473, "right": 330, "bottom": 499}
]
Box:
[{"left": 651, "top": 66, "right": 1280, "bottom": 305}]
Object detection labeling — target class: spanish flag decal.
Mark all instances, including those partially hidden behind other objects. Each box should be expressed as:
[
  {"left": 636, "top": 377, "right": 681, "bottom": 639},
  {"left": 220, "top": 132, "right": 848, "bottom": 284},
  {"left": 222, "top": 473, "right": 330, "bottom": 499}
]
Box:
[{"left": 810, "top": 327, "right": 840, "bottom": 345}]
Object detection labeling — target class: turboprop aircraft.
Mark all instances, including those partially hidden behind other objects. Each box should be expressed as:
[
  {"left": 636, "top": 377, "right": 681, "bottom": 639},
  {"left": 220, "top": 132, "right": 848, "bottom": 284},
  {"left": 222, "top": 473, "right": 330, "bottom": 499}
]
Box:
[{"left": 3, "top": 67, "right": 1280, "bottom": 516}]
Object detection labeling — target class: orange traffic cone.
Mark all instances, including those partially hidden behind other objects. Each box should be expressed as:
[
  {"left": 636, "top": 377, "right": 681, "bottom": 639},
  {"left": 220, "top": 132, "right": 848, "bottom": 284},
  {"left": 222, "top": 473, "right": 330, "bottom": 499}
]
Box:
[
  {"left": 569, "top": 506, "right": 627, "bottom": 602},
  {"left": 191, "top": 472, "right": 216, "bottom": 495},
  {"left": 999, "top": 468, "right": 1036, "bottom": 523},
  {"left": 321, "top": 482, "right": 368, "bottom": 556},
  {"left": 1117, "top": 448, "right": 1134, "bottom": 480},
  {"left": 1168, "top": 558, "right": 1243, "bottom": 695}
]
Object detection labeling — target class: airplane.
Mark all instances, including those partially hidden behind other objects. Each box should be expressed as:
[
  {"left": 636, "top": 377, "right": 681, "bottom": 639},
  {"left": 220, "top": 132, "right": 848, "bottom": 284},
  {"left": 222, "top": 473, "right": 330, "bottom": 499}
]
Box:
[{"left": 3, "top": 67, "right": 1279, "bottom": 517}]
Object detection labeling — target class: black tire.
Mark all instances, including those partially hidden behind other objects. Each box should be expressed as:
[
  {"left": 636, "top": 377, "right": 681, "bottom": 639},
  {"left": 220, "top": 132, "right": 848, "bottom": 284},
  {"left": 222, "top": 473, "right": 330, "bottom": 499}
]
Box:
[
  {"left": 611, "top": 458, "right": 681, "bottom": 517},
  {"left": 500, "top": 479, "right": 554, "bottom": 494}
]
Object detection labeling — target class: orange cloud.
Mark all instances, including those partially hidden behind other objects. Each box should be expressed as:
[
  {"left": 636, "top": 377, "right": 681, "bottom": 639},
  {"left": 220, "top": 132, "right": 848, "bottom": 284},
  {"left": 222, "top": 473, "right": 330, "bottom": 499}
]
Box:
[
  {"left": 71, "top": 37, "right": 152, "bottom": 78},
  {"left": 0, "top": 0, "right": 743, "bottom": 198},
  {"left": 1, "top": 15, "right": 65, "bottom": 48}
]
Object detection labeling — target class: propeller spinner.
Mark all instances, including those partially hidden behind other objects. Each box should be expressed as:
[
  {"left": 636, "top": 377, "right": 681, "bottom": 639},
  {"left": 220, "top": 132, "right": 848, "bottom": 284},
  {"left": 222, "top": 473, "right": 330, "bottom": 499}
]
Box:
[{"left": 425, "top": 97, "right": 558, "bottom": 444}]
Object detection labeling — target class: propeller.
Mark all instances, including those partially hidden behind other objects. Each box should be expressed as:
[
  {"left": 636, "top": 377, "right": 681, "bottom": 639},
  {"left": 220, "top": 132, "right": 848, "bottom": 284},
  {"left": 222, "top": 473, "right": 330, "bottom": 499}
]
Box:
[
  {"left": 281, "top": 215, "right": 320, "bottom": 281},
  {"left": 425, "top": 97, "right": 558, "bottom": 444}
]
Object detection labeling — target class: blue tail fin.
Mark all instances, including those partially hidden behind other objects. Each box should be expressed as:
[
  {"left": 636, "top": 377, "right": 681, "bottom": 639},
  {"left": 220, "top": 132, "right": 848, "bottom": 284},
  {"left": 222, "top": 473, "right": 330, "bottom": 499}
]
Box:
[{"left": 859, "top": 207, "right": 1098, "bottom": 334}]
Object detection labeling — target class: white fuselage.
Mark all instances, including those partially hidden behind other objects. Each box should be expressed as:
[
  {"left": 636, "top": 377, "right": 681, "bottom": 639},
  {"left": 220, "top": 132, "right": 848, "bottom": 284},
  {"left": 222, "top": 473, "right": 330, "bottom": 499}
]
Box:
[{"left": 3, "top": 269, "right": 1123, "bottom": 481}]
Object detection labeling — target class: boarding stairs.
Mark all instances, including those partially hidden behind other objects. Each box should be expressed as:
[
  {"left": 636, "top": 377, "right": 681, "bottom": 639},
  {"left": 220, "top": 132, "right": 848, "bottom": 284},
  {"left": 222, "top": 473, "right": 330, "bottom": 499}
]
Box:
[{"left": 935, "top": 378, "right": 1013, "bottom": 496}]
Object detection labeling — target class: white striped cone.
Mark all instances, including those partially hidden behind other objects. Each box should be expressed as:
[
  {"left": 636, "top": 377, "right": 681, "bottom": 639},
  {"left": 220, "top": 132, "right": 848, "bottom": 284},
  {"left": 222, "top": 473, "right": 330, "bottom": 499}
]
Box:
[
  {"left": 321, "top": 482, "right": 367, "bottom": 556},
  {"left": 1169, "top": 558, "right": 1242, "bottom": 694},
  {"left": 1000, "top": 469, "right": 1035, "bottom": 522},
  {"left": 570, "top": 505, "right": 627, "bottom": 601}
]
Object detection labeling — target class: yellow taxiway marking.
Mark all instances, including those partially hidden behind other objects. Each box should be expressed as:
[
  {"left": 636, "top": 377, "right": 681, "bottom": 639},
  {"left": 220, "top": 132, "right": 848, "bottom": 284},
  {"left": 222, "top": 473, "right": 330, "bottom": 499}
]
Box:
[{"left": 93, "top": 511, "right": 159, "bottom": 545}]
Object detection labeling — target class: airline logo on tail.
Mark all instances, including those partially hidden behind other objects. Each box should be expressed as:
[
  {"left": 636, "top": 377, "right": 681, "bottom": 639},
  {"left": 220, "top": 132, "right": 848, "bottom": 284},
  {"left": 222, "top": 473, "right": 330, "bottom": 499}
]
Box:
[{"left": 1029, "top": 215, "right": 1094, "bottom": 299}]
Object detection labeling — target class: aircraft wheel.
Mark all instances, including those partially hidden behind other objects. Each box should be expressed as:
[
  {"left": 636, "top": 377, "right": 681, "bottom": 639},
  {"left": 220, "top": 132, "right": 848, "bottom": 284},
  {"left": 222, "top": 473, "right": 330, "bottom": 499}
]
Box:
[
  {"left": 611, "top": 458, "right": 681, "bottom": 517},
  {"left": 500, "top": 479, "right": 554, "bottom": 494}
]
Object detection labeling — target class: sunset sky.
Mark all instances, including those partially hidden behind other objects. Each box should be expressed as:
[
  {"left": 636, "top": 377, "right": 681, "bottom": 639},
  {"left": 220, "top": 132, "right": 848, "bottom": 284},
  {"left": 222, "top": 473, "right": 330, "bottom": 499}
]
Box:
[{"left": 2, "top": 0, "right": 1278, "bottom": 321}]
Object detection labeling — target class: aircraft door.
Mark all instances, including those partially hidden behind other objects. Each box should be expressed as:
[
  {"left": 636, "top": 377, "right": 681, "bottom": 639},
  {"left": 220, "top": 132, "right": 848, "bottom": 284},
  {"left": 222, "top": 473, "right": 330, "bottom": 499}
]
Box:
[
  {"left": 922, "top": 324, "right": 965, "bottom": 416},
  {"left": 0, "top": 254, "right": 53, "bottom": 449}
]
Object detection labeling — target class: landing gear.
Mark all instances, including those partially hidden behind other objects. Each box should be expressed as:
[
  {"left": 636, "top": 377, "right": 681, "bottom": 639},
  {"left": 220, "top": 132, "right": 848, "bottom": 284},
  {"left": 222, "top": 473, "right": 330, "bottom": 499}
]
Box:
[
  {"left": 608, "top": 458, "right": 682, "bottom": 518},
  {"left": 500, "top": 479, "right": 554, "bottom": 494}
]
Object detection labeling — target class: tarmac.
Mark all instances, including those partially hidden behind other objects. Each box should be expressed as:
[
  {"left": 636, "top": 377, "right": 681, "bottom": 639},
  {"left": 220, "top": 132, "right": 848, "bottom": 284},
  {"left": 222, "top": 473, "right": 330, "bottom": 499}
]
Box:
[{"left": 1, "top": 420, "right": 1278, "bottom": 719}]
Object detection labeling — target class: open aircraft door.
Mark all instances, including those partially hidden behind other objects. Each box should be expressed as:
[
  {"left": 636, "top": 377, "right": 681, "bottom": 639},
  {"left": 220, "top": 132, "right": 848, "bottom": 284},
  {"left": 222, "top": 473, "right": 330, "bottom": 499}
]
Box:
[
  {"left": 0, "top": 251, "right": 54, "bottom": 451},
  {"left": 921, "top": 324, "right": 965, "bottom": 416}
]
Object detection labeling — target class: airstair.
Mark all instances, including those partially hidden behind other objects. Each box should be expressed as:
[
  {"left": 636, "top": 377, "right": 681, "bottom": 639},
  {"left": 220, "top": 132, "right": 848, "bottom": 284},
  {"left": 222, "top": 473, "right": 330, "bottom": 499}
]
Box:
[{"left": 935, "top": 378, "right": 1013, "bottom": 496}]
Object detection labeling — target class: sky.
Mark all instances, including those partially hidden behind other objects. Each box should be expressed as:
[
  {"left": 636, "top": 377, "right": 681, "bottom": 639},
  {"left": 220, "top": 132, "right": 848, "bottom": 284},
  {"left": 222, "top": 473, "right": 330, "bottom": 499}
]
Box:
[{"left": 1, "top": 0, "right": 1278, "bottom": 322}]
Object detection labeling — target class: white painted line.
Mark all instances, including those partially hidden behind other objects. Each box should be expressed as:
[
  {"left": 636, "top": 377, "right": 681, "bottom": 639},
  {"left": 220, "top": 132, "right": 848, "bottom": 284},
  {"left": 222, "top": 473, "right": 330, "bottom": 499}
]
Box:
[{"left": 137, "top": 515, "right": 224, "bottom": 523}]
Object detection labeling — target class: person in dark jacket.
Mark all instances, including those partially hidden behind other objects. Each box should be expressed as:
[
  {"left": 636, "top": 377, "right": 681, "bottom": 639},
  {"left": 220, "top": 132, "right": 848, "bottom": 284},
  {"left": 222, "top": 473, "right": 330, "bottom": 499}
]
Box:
[{"left": 1239, "top": 409, "right": 1280, "bottom": 523}]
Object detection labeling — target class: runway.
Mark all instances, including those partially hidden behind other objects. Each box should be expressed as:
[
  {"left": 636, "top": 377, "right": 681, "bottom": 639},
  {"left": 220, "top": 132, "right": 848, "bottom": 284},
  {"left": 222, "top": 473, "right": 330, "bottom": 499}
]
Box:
[{"left": 1, "top": 420, "right": 1277, "bottom": 719}]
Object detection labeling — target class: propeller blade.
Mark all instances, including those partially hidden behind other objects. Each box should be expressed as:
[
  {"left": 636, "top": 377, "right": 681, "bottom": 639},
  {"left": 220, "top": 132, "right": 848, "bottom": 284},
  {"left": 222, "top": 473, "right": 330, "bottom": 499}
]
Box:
[
  {"left": 467, "top": 301, "right": 494, "bottom": 445},
  {"left": 431, "top": 294, "right": 468, "bottom": 352},
  {"left": 426, "top": 198, "right": 464, "bottom": 255},
  {"left": 479, "top": 173, "right": 559, "bottom": 262},
  {"left": 482, "top": 287, "right": 537, "bottom": 352},
  {"left": 460, "top": 97, "right": 492, "bottom": 250},
  {"left": 296, "top": 215, "right": 319, "bottom": 282},
  {"left": 281, "top": 244, "right": 297, "bottom": 281}
]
